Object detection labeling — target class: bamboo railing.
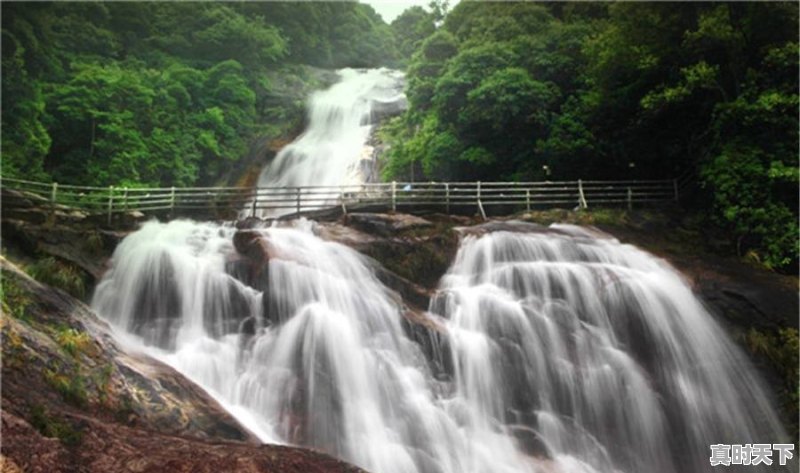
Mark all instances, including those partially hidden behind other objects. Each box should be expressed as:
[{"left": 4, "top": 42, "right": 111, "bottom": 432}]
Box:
[{"left": 1, "top": 174, "right": 693, "bottom": 223}]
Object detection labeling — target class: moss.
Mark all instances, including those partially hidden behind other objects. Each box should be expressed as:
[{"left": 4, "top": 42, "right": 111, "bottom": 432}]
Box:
[
  {"left": 26, "top": 256, "right": 87, "bottom": 299},
  {"left": 1, "top": 318, "right": 29, "bottom": 369},
  {"left": 45, "top": 367, "right": 88, "bottom": 408},
  {"left": 29, "top": 404, "right": 83, "bottom": 446},
  {"left": 95, "top": 363, "right": 115, "bottom": 405},
  {"left": 0, "top": 278, "right": 33, "bottom": 323},
  {"left": 54, "top": 326, "right": 92, "bottom": 358},
  {"left": 115, "top": 395, "right": 136, "bottom": 424}
]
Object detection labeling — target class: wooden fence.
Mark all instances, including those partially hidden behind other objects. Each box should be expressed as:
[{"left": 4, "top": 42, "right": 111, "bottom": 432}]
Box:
[{"left": 1, "top": 173, "right": 694, "bottom": 223}]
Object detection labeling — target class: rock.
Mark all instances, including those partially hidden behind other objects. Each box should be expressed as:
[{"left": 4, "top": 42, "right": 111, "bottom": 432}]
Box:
[
  {"left": 0, "top": 257, "right": 257, "bottom": 443},
  {"left": 1, "top": 218, "right": 117, "bottom": 282},
  {"left": 69, "top": 210, "right": 88, "bottom": 220},
  {"left": 233, "top": 229, "right": 272, "bottom": 265},
  {"left": 1, "top": 409, "right": 370, "bottom": 473},
  {"left": 344, "top": 213, "right": 433, "bottom": 237},
  {"left": 1, "top": 410, "right": 70, "bottom": 473},
  {"left": 369, "top": 95, "right": 408, "bottom": 123},
  {"left": 1, "top": 255, "right": 374, "bottom": 472}
]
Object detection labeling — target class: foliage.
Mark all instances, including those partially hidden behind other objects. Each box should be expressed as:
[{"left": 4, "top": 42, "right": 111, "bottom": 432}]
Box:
[
  {"left": 383, "top": 2, "right": 798, "bottom": 271},
  {"left": 0, "top": 277, "right": 32, "bottom": 323},
  {"left": 55, "top": 326, "right": 92, "bottom": 358},
  {"left": 745, "top": 327, "right": 799, "bottom": 439},
  {"left": 45, "top": 367, "right": 89, "bottom": 408},
  {"left": 26, "top": 256, "right": 87, "bottom": 299},
  {"left": 0, "top": 2, "right": 397, "bottom": 187},
  {"left": 391, "top": 6, "right": 436, "bottom": 62},
  {"left": 29, "top": 404, "right": 84, "bottom": 446}
]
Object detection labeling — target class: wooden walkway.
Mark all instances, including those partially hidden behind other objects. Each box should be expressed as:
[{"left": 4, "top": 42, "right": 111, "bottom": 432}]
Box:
[{"left": 0, "top": 174, "right": 694, "bottom": 223}]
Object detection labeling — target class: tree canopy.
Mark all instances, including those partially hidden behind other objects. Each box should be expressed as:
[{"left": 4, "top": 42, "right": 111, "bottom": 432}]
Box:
[
  {"left": 381, "top": 1, "right": 798, "bottom": 271},
  {"left": 1, "top": 1, "right": 399, "bottom": 187}
]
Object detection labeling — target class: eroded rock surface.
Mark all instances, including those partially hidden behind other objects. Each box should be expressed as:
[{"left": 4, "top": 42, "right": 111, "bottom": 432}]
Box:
[{"left": 0, "top": 258, "right": 370, "bottom": 473}]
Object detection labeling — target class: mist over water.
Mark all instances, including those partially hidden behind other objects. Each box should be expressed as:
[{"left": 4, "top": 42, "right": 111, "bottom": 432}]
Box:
[{"left": 92, "top": 219, "right": 790, "bottom": 473}]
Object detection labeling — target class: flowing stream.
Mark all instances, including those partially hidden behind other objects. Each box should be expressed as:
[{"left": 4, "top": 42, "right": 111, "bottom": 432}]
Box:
[
  {"left": 92, "top": 219, "right": 789, "bottom": 473},
  {"left": 251, "top": 68, "right": 406, "bottom": 217},
  {"left": 92, "top": 68, "right": 788, "bottom": 473}
]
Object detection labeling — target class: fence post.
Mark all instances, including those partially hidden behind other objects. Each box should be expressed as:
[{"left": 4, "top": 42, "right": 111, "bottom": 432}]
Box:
[
  {"left": 123, "top": 187, "right": 128, "bottom": 211},
  {"left": 296, "top": 187, "right": 301, "bottom": 214},
  {"left": 170, "top": 186, "right": 176, "bottom": 212},
  {"left": 340, "top": 187, "right": 347, "bottom": 215},
  {"left": 391, "top": 181, "right": 397, "bottom": 212},
  {"left": 476, "top": 181, "right": 481, "bottom": 206},
  {"left": 627, "top": 187, "right": 633, "bottom": 211},
  {"left": 526, "top": 189, "right": 531, "bottom": 211},
  {"left": 107, "top": 185, "right": 114, "bottom": 225},
  {"left": 445, "top": 183, "right": 450, "bottom": 214},
  {"left": 673, "top": 178, "right": 679, "bottom": 202},
  {"left": 251, "top": 189, "right": 258, "bottom": 217},
  {"left": 50, "top": 182, "right": 59, "bottom": 222},
  {"left": 578, "top": 179, "right": 588, "bottom": 209}
]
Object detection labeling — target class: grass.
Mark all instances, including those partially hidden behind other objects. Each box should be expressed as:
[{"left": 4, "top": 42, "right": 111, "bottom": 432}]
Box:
[
  {"left": 55, "top": 326, "right": 92, "bottom": 358},
  {"left": 0, "top": 277, "right": 33, "bottom": 323},
  {"left": 26, "top": 256, "right": 87, "bottom": 299},
  {"left": 95, "top": 363, "right": 115, "bottom": 405},
  {"left": 83, "top": 231, "right": 105, "bottom": 255},
  {"left": 29, "top": 404, "right": 83, "bottom": 446},
  {"left": 45, "top": 367, "right": 88, "bottom": 408}
]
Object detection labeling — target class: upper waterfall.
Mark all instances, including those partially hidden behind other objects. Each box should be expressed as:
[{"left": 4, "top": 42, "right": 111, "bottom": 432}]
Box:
[{"left": 252, "top": 68, "right": 406, "bottom": 217}]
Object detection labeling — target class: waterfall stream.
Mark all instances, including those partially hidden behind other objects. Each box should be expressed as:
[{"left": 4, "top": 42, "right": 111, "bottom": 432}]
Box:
[
  {"left": 91, "top": 68, "right": 788, "bottom": 473},
  {"left": 92, "top": 219, "right": 789, "bottom": 473},
  {"left": 251, "top": 68, "right": 406, "bottom": 217}
]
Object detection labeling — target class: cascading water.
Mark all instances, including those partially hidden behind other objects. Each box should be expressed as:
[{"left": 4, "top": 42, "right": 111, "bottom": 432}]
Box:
[
  {"left": 250, "top": 68, "right": 406, "bottom": 217},
  {"left": 92, "top": 219, "right": 791, "bottom": 473},
  {"left": 430, "top": 222, "right": 790, "bottom": 473}
]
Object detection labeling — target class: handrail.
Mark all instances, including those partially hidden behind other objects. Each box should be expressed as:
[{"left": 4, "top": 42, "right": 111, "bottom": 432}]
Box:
[{"left": 0, "top": 174, "right": 690, "bottom": 224}]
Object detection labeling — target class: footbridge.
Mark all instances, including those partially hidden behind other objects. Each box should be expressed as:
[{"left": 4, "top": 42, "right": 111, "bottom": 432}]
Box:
[{"left": 1, "top": 174, "right": 694, "bottom": 225}]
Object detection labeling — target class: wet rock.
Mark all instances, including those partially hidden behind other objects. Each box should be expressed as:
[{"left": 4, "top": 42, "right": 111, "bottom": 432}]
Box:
[
  {"left": 233, "top": 229, "right": 271, "bottom": 265},
  {"left": 1, "top": 409, "right": 370, "bottom": 473},
  {"left": 0, "top": 257, "right": 256, "bottom": 443},
  {"left": 1, "top": 213, "right": 124, "bottom": 283},
  {"left": 345, "top": 212, "right": 433, "bottom": 237},
  {"left": 369, "top": 96, "right": 408, "bottom": 123}
]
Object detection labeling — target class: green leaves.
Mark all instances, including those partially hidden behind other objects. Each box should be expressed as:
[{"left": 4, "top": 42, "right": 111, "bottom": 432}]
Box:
[
  {"left": 1, "top": 2, "right": 396, "bottom": 188},
  {"left": 385, "top": 1, "right": 798, "bottom": 271}
]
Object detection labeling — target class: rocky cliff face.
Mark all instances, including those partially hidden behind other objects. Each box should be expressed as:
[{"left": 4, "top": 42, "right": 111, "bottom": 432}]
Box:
[{"left": 0, "top": 258, "right": 368, "bottom": 473}]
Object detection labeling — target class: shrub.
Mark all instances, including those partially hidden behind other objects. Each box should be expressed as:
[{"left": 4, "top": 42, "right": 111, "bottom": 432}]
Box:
[
  {"left": 29, "top": 404, "right": 83, "bottom": 446},
  {"left": 26, "top": 257, "right": 87, "bottom": 299}
]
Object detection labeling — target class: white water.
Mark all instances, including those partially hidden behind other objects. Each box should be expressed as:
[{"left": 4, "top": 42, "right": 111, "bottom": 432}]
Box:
[
  {"left": 251, "top": 68, "right": 406, "bottom": 217},
  {"left": 92, "top": 219, "right": 790, "bottom": 473}
]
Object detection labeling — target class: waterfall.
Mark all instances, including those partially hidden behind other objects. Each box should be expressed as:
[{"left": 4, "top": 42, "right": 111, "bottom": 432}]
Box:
[
  {"left": 431, "top": 222, "right": 789, "bottom": 473},
  {"left": 250, "top": 68, "right": 406, "bottom": 217},
  {"left": 92, "top": 219, "right": 790, "bottom": 473}
]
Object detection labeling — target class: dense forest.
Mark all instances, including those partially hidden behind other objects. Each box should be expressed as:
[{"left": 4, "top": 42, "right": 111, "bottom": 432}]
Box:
[
  {"left": 382, "top": 1, "right": 799, "bottom": 271},
  {"left": 1, "top": 1, "right": 397, "bottom": 186},
  {"left": 1, "top": 1, "right": 798, "bottom": 270}
]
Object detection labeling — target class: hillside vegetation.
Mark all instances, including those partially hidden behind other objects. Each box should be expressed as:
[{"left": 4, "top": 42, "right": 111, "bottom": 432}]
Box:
[
  {"left": 382, "top": 2, "right": 798, "bottom": 271},
  {"left": 2, "top": 1, "right": 797, "bottom": 271},
  {"left": 1, "top": 2, "right": 397, "bottom": 187}
]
